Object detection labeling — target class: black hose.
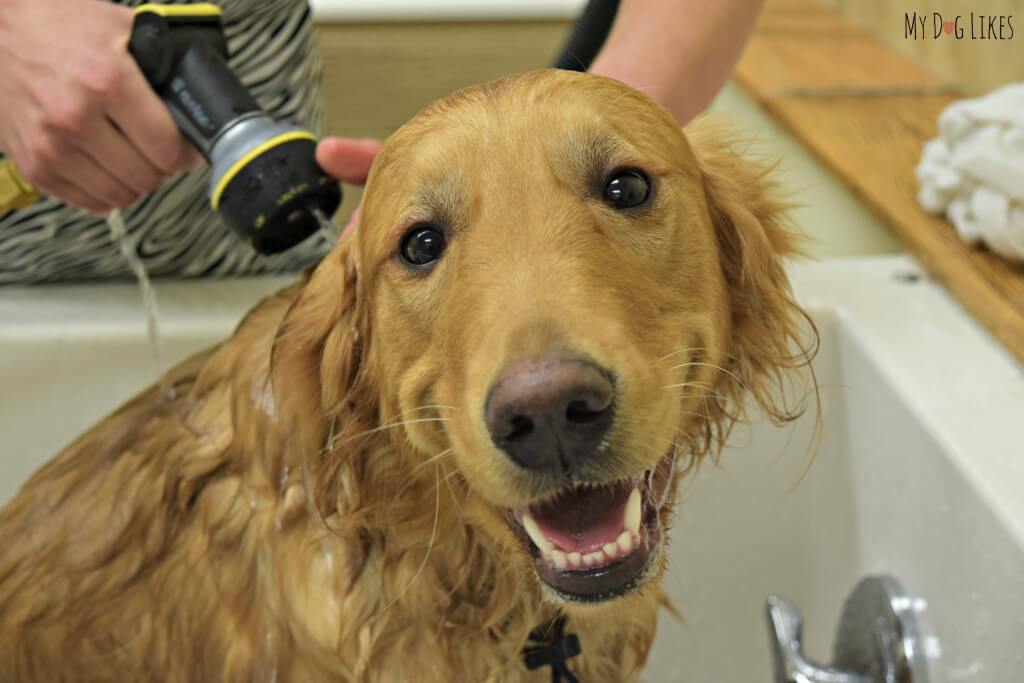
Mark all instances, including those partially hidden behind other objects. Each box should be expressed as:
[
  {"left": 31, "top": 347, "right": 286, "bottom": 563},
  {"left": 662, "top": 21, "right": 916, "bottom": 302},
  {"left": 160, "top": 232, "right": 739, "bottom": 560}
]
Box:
[{"left": 552, "top": 0, "right": 621, "bottom": 71}]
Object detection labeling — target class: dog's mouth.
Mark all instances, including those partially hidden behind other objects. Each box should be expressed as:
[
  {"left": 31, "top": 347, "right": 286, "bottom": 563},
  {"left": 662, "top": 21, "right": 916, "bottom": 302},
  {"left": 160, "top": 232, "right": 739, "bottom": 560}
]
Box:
[{"left": 503, "top": 446, "right": 677, "bottom": 602}]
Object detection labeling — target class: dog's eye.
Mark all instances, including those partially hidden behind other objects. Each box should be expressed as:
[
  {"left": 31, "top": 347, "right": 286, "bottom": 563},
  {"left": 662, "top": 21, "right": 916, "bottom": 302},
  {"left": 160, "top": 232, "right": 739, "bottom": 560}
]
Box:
[
  {"left": 400, "top": 226, "right": 447, "bottom": 266},
  {"left": 603, "top": 170, "right": 650, "bottom": 210}
]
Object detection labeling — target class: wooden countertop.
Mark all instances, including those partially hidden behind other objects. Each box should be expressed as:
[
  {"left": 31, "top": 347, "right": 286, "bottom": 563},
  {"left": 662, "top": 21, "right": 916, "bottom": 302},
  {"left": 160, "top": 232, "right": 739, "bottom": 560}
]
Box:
[{"left": 736, "top": 0, "right": 1024, "bottom": 364}]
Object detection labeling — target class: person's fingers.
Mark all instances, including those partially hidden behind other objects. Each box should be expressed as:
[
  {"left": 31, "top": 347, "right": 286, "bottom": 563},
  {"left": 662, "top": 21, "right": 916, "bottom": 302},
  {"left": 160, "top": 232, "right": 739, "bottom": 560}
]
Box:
[
  {"left": 316, "top": 137, "right": 382, "bottom": 184},
  {"left": 178, "top": 144, "right": 204, "bottom": 171},
  {"left": 14, "top": 134, "right": 119, "bottom": 213},
  {"left": 105, "top": 62, "right": 193, "bottom": 174},
  {"left": 33, "top": 175, "right": 110, "bottom": 214},
  {"left": 51, "top": 147, "right": 137, "bottom": 210},
  {"left": 317, "top": 137, "right": 382, "bottom": 239},
  {"left": 76, "top": 117, "right": 165, "bottom": 195}
]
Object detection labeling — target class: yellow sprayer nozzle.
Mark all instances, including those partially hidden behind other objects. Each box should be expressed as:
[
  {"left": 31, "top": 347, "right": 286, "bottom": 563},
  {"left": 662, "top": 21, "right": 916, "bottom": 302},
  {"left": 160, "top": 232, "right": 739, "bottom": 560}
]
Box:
[{"left": 0, "top": 160, "right": 41, "bottom": 212}]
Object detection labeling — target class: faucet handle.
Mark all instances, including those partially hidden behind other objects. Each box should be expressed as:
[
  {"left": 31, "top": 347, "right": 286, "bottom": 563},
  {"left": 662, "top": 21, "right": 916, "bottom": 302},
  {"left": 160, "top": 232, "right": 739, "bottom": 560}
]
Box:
[
  {"left": 766, "top": 575, "right": 933, "bottom": 683},
  {"left": 766, "top": 596, "right": 873, "bottom": 683}
]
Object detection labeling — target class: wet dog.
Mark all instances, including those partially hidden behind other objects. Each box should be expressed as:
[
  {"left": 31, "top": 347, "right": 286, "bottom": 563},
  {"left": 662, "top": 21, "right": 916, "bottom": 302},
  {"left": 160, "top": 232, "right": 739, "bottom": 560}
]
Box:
[{"left": 0, "top": 69, "right": 815, "bottom": 681}]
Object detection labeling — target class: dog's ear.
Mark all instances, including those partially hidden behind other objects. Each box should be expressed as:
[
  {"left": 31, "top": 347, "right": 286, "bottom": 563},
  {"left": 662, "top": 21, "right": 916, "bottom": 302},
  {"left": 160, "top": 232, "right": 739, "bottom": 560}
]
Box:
[
  {"left": 688, "top": 122, "right": 818, "bottom": 448},
  {"left": 270, "top": 237, "right": 377, "bottom": 495}
]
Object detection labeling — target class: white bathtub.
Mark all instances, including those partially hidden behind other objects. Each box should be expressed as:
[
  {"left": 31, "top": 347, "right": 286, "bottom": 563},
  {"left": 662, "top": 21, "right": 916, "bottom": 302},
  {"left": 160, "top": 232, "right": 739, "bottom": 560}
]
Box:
[{"left": 1, "top": 255, "right": 1022, "bottom": 681}]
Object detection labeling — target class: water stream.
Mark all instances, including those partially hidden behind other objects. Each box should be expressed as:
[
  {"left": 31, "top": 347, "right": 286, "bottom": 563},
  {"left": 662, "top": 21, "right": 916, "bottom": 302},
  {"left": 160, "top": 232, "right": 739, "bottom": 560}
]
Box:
[
  {"left": 312, "top": 207, "right": 337, "bottom": 244},
  {"left": 105, "top": 205, "right": 336, "bottom": 405},
  {"left": 107, "top": 210, "right": 176, "bottom": 403}
]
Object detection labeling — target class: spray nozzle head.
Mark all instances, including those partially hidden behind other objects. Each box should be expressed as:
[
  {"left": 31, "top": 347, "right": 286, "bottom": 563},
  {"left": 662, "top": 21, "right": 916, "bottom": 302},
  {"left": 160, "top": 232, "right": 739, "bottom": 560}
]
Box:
[{"left": 212, "top": 132, "right": 342, "bottom": 254}]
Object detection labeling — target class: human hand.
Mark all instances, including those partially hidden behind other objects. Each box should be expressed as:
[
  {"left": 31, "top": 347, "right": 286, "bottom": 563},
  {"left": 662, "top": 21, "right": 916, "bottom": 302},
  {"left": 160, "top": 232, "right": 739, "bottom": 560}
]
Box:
[
  {"left": 316, "top": 137, "right": 383, "bottom": 236},
  {"left": 0, "top": 0, "right": 201, "bottom": 214}
]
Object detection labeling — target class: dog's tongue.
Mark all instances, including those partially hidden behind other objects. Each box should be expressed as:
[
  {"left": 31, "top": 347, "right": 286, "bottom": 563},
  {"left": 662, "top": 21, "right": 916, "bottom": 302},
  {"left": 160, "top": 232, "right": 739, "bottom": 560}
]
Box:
[{"left": 529, "top": 484, "right": 630, "bottom": 553}]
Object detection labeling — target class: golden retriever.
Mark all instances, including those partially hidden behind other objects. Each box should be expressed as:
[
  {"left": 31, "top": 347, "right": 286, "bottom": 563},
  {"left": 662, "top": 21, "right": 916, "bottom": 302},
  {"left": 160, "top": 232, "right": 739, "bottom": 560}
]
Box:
[{"left": 0, "top": 69, "right": 815, "bottom": 681}]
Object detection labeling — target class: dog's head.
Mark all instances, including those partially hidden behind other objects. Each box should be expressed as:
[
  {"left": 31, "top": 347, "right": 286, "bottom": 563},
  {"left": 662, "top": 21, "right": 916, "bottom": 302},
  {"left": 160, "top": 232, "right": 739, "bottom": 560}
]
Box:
[{"left": 273, "top": 70, "right": 814, "bottom": 606}]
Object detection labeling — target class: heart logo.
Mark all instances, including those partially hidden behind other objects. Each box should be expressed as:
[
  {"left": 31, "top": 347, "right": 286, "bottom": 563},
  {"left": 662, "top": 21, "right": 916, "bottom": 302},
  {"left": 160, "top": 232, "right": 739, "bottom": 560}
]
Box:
[{"left": 943, "top": 20, "right": 955, "bottom": 35}]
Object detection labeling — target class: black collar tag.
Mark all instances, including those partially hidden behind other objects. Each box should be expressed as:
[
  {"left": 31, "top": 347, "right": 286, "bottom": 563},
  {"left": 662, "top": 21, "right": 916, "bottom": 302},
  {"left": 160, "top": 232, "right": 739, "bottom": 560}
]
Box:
[{"left": 522, "top": 614, "right": 582, "bottom": 683}]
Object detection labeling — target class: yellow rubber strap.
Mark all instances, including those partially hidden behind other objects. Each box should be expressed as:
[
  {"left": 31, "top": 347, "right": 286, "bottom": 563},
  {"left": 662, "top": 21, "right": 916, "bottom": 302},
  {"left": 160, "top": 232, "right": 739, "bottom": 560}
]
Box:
[
  {"left": 210, "top": 131, "right": 317, "bottom": 210},
  {"left": 0, "top": 159, "right": 42, "bottom": 211},
  {"left": 134, "top": 3, "right": 222, "bottom": 18}
]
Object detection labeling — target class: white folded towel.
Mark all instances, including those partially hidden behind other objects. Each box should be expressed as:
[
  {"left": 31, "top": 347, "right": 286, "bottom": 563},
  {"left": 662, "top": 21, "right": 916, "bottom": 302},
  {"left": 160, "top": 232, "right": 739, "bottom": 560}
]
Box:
[{"left": 915, "top": 83, "right": 1024, "bottom": 262}]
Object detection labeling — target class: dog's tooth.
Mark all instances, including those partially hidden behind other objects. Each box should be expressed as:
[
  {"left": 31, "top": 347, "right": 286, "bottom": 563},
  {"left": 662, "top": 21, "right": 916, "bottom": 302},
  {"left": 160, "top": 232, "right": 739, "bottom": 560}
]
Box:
[
  {"left": 567, "top": 552, "right": 582, "bottom": 569},
  {"left": 583, "top": 550, "right": 604, "bottom": 567},
  {"left": 522, "top": 514, "right": 553, "bottom": 556},
  {"left": 551, "top": 550, "right": 568, "bottom": 570},
  {"left": 617, "top": 531, "right": 633, "bottom": 554},
  {"left": 624, "top": 487, "right": 642, "bottom": 536},
  {"left": 603, "top": 541, "right": 618, "bottom": 559}
]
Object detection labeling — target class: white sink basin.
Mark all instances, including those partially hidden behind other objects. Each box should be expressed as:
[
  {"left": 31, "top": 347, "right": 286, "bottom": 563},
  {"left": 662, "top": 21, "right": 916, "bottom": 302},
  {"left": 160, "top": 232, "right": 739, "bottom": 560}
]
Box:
[
  {"left": 1, "top": 256, "right": 1022, "bottom": 681},
  {"left": 646, "top": 258, "right": 1024, "bottom": 682}
]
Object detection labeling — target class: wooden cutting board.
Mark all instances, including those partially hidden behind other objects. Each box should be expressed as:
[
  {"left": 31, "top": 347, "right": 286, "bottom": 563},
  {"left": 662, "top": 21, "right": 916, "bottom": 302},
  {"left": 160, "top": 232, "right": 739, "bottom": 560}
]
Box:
[{"left": 735, "top": 0, "right": 1024, "bottom": 364}]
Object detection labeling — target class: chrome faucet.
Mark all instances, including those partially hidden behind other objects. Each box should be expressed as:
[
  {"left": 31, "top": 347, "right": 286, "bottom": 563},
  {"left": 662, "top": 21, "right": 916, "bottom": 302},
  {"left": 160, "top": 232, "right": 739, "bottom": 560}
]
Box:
[{"left": 766, "top": 575, "right": 935, "bottom": 683}]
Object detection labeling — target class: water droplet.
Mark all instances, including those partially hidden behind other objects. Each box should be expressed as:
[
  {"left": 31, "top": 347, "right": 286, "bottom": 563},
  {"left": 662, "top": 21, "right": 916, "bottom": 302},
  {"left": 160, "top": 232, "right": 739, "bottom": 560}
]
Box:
[
  {"left": 279, "top": 464, "right": 289, "bottom": 496},
  {"left": 322, "top": 537, "right": 335, "bottom": 576}
]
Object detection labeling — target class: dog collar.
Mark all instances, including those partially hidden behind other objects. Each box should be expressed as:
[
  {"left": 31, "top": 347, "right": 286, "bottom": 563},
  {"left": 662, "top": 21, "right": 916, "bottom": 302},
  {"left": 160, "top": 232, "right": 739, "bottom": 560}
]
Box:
[{"left": 522, "top": 614, "right": 582, "bottom": 682}]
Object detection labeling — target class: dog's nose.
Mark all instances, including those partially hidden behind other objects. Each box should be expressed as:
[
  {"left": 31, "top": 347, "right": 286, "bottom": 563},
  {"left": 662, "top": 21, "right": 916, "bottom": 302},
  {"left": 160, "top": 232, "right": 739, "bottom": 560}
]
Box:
[{"left": 485, "top": 357, "right": 614, "bottom": 473}]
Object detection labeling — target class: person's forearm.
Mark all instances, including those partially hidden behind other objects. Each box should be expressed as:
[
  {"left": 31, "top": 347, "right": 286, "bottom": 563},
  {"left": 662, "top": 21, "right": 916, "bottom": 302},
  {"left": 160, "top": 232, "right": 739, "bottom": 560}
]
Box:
[{"left": 589, "top": 0, "right": 764, "bottom": 125}]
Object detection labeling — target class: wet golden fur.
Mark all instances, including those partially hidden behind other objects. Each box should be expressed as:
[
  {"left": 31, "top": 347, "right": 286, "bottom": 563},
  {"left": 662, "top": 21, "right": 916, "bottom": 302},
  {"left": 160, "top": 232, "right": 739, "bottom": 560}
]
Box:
[{"left": 0, "top": 70, "right": 815, "bottom": 681}]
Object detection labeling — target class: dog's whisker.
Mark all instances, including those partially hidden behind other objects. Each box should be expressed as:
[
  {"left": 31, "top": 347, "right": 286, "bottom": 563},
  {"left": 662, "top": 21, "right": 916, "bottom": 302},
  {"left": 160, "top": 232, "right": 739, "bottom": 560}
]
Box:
[
  {"left": 320, "top": 405, "right": 454, "bottom": 455},
  {"left": 657, "top": 346, "right": 740, "bottom": 363},
  {"left": 662, "top": 381, "right": 729, "bottom": 402},
  {"left": 392, "top": 448, "right": 455, "bottom": 501},
  {"left": 664, "top": 385, "right": 731, "bottom": 405},
  {"left": 659, "top": 348, "right": 700, "bottom": 363},
  {"left": 660, "top": 381, "right": 715, "bottom": 390},
  {"left": 644, "top": 436, "right": 678, "bottom": 453},
  {"left": 440, "top": 464, "right": 465, "bottom": 515},
  {"left": 401, "top": 404, "right": 459, "bottom": 414},
  {"left": 417, "top": 448, "right": 454, "bottom": 471},
  {"left": 668, "top": 428, "right": 702, "bottom": 455},
  {"left": 439, "top": 465, "right": 463, "bottom": 489},
  {"left": 676, "top": 408, "right": 715, "bottom": 421},
  {"left": 675, "top": 390, "right": 729, "bottom": 401},
  {"left": 369, "top": 463, "right": 442, "bottom": 624},
  {"left": 321, "top": 417, "right": 451, "bottom": 456},
  {"left": 669, "top": 361, "right": 748, "bottom": 391}
]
